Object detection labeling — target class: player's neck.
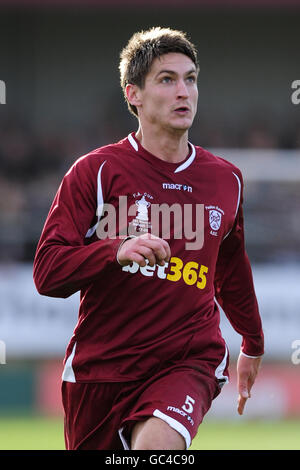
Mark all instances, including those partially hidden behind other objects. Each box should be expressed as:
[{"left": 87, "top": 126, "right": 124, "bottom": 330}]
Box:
[{"left": 135, "top": 126, "right": 189, "bottom": 164}]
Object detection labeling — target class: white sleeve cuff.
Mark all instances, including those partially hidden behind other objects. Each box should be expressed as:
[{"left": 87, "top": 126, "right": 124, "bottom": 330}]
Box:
[
  {"left": 240, "top": 350, "right": 261, "bottom": 359},
  {"left": 116, "top": 235, "right": 136, "bottom": 265}
]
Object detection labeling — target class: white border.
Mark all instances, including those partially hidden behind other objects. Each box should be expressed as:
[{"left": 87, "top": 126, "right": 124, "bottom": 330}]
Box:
[
  {"left": 215, "top": 345, "right": 229, "bottom": 386},
  {"left": 128, "top": 133, "right": 139, "bottom": 152},
  {"left": 118, "top": 426, "right": 130, "bottom": 450},
  {"left": 118, "top": 409, "right": 191, "bottom": 450},
  {"left": 128, "top": 133, "right": 196, "bottom": 174},
  {"left": 85, "top": 160, "right": 106, "bottom": 238},
  {"left": 222, "top": 171, "right": 242, "bottom": 241},
  {"left": 240, "top": 350, "right": 261, "bottom": 359},
  {"left": 153, "top": 409, "right": 191, "bottom": 449},
  {"left": 232, "top": 172, "right": 241, "bottom": 218},
  {"left": 62, "top": 342, "right": 77, "bottom": 382},
  {"left": 174, "top": 143, "right": 196, "bottom": 174}
]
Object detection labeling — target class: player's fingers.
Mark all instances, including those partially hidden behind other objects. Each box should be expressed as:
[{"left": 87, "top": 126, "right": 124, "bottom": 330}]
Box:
[
  {"left": 119, "top": 234, "right": 171, "bottom": 267},
  {"left": 237, "top": 383, "right": 250, "bottom": 415},
  {"left": 117, "top": 238, "right": 154, "bottom": 267},
  {"left": 130, "top": 252, "right": 148, "bottom": 267},
  {"left": 162, "top": 239, "right": 171, "bottom": 262},
  {"left": 247, "top": 376, "right": 255, "bottom": 398},
  {"left": 140, "top": 238, "right": 171, "bottom": 263},
  {"left": 138, "top": 233, "right": 171, "bottom": 261},
  {"left": 149, "top": 234, "right": 171, "bottom": 261},
  {"left": 138, "top": 246, "right": 157, "bottom": 267},
  {"left": 141, "top": 241, "right": 168, "bottom": 265},
  {"left": 237, "top": 394, "right": 247, "bottom": 415}
]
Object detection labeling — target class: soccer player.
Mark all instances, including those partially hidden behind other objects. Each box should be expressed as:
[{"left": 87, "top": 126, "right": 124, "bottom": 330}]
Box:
[{"left": 33, "top": 27, "right": 264, "bottom": 450}]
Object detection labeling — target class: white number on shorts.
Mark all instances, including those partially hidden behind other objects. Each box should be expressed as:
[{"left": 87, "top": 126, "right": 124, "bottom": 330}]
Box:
[{"left": 182, "top": 395, "right": 195, "bottom": 414}]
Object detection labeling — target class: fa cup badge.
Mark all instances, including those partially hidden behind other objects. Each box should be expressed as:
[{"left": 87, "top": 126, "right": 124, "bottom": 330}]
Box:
[
  {"left": 129, "top": 193, "right": 153, "bottom": 235},
  {"left": 135, "top": 195, "right": 150, "bottom": 223}
]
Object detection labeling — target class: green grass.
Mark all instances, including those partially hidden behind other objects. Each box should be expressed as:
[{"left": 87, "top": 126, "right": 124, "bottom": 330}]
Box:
[
  {"left": 190, "top": 419, "right": 300, "bottom": 450},
  {"left": 0, "top": 415, "right": 65, "bottom": 450},
  {"left": 0, "top": 415, "right": 299, "bottom": 450}
]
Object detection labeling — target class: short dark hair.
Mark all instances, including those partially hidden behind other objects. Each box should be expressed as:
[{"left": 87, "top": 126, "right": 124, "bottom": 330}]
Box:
[{"left": 119, "top": 27, "right": 199, "bottom": 117}]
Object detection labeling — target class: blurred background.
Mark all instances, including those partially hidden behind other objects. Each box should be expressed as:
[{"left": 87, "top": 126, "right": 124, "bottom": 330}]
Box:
[{"left": 0, "top": 0, "right": 299, "bottom": 450}]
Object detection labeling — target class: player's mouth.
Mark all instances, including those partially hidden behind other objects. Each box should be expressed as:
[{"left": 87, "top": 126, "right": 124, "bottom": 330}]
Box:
[{"left": 173, "top": 106, "right": 190, "bottom": 115}]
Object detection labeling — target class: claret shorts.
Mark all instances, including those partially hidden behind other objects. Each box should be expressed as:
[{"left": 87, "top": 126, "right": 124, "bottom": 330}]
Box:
[{"left": 62, "top": 363, "right": 227, "bottom": 450}]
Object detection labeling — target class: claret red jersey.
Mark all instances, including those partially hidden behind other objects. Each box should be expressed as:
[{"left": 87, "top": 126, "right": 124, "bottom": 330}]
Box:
[{"left": 33, "top": 133, "right": 264, "bottom": 383}]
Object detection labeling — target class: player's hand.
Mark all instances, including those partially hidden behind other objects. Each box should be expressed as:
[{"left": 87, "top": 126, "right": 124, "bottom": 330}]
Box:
[
  {"left": 237, "top": 352, "right": 262, "bottom": 415},
  {"left": 117, "top": 233, "right": 171, "bottom": 268}
]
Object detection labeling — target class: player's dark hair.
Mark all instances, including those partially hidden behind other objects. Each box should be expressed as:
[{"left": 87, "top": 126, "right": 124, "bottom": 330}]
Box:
[{"left": 119, "top": 27, "right": 199, "bottom": 117}]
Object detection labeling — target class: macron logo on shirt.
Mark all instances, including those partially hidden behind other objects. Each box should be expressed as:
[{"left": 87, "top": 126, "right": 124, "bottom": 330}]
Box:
[{"left": 162, "top": 182, "right": 193, "bottom": 193}]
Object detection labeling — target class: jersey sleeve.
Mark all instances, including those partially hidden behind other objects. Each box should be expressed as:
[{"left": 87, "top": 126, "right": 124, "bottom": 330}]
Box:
[
  {"left": 33, "top": 155, "right": 122, "bottom": 298},
  {"left": 214, "top": 171, "right": 264, "bottom": 357}
]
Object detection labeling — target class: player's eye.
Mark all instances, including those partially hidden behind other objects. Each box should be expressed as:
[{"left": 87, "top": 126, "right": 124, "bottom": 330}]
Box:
[
  {"left": 161, "top": 76, "right": 173, "bottom": 84},
  {"left": 186, "top": 75, "right": 196, "bottom": 83}
]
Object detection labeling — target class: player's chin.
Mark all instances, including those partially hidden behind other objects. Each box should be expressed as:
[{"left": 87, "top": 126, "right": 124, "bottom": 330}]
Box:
[{"left": 169, "top": 117, "right": 194, "bottom": 131}]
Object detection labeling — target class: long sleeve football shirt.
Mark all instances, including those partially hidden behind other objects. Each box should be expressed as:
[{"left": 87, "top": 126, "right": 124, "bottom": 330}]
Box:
[{"left": 33, "top": 133, "right": 264, "bottom": 383}]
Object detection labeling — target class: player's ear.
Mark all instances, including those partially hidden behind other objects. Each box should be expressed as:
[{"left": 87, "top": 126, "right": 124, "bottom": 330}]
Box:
[{"left": 126, "top": 83, "right": 142, "bottom": 109}]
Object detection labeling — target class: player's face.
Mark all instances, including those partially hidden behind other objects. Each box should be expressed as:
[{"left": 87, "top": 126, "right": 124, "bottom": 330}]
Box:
[{"left": 137, "top": 53, "right": 198, "bottom": 133}]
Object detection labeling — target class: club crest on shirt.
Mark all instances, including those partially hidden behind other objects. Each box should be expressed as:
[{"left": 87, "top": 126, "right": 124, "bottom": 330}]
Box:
[{"left": 206, "top": 205, "right": 224, "bottom": 236}]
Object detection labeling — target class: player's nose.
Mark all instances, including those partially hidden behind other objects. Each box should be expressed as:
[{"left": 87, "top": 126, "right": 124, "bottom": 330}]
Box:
[{"left": 176, "top": 78, "right": 189, "bottom": 98}]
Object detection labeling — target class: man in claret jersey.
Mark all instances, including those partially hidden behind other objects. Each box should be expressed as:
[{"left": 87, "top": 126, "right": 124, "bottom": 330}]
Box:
[{"left": 33, "top": 27, "right": 264, "bottom": 450}]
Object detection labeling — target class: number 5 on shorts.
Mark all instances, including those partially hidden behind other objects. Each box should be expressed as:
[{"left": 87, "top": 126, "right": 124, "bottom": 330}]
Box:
[{"left": 182, "top": 395, "right": 195, "bottom": 414}]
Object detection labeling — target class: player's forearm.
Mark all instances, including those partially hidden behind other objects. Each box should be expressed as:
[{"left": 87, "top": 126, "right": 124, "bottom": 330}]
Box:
[
  {"left": 216, "top": 259, "right": 264, "bottom": 356},
  {"left": 218, "top": 298, "right": 264, "bottom": 356},
  {"left": 215, "top": 239, "right": 264, "bottom": 357},
  {"left": 222, "top": 297, "right": 264, "bottom": 356},
  {"left": 241, "top": 332, "right": 264, "bottom": 357},
  {"left": 33, "top": 238, "right": 121, "bottom": 298}
]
